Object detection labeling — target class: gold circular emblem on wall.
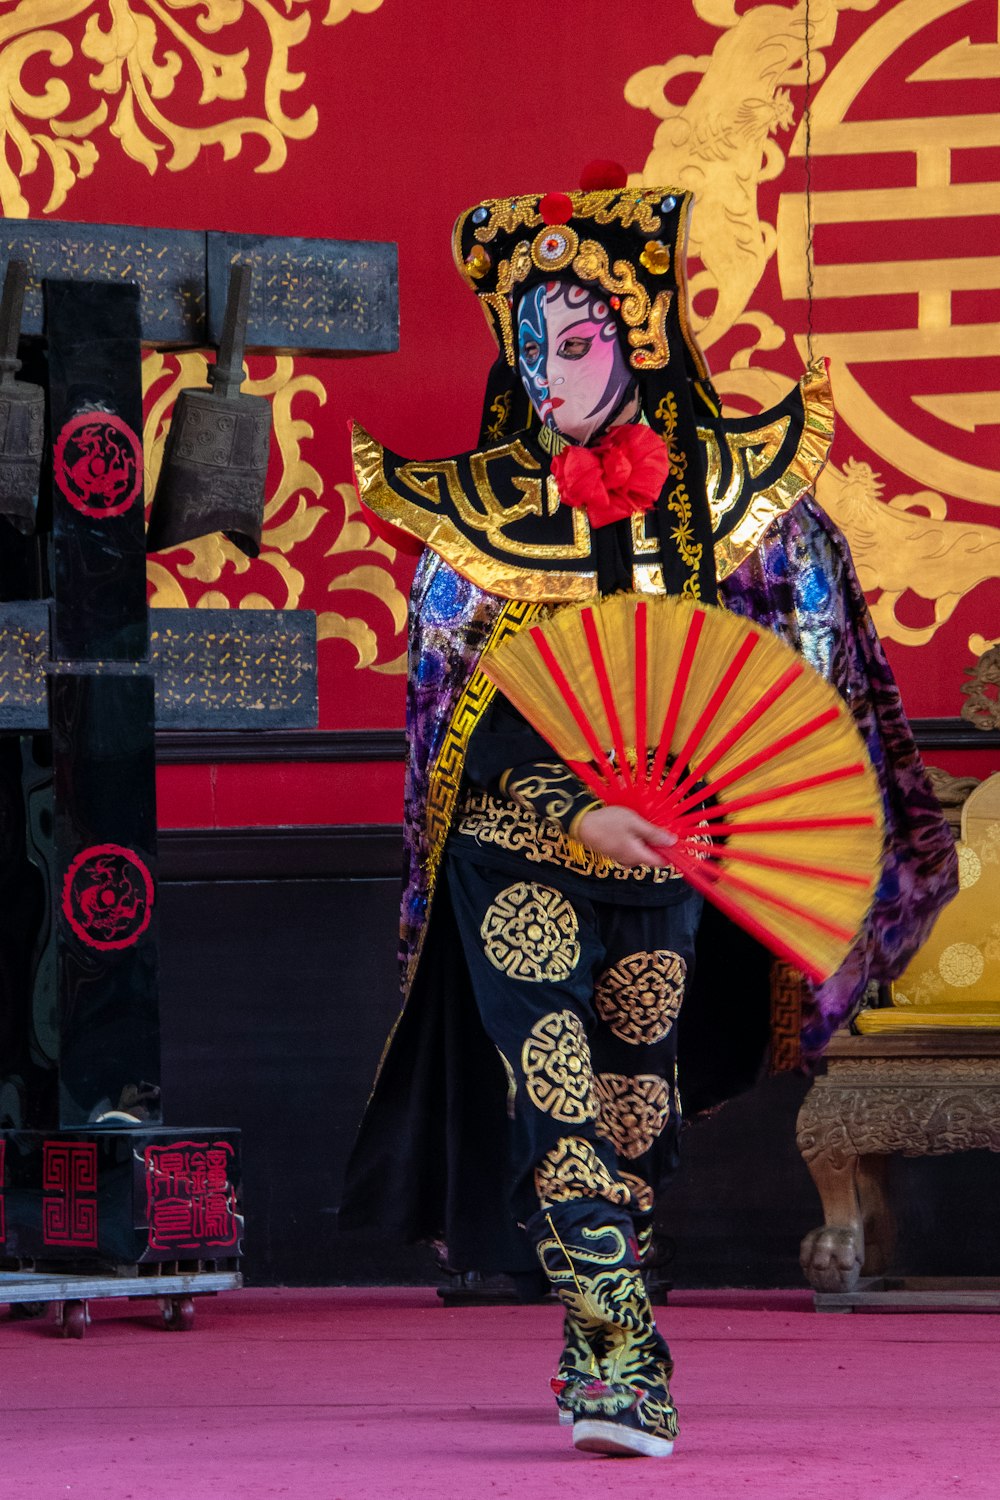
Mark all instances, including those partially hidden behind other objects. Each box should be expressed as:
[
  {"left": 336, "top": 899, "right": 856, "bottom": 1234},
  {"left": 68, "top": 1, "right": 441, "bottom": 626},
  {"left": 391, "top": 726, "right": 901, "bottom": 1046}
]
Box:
[
  {"left": 521, "top": 1011, "right": 596, "bottom": 1125},
  {"left": 595, "top": 949, "right": 686, "bottom": 1045},
  {"left": 480, "top": 882, "right": 580, "bottom": 983},
  {"left": 938, "top": 941, "right": 985, "bottom": 989},
  {"left": 958, "top": 846, "right": 982, "bottom": 890},
  {"left": 594, "top": 1073, "right": 671, "bottom": 1159},
  {"left": 534, "top": 1135, "right": 629, "bottom": 1209}
]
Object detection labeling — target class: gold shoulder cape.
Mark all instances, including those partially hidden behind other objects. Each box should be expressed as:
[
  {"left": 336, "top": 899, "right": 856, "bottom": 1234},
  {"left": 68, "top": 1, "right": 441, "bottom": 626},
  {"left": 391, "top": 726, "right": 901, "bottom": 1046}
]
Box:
[{"left": 352, "top": 362, "right": 834, "bottom": 602}]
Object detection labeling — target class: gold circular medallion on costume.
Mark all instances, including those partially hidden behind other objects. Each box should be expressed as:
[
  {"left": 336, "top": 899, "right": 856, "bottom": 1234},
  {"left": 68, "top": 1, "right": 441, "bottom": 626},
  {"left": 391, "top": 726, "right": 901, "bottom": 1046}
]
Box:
[
  {"left": 618, "top": 1169, "right": 655, "bottom": 1215},
  {"left": 480, "top": 881, "right": 580, "bottom": 983},
  {"left": 594, "top": 949, "right": 686, "bottom": 1045},
  {"left": 522, "top": 1010, "right": 596, "bottom": 1124},
  {"left": 938, "top": 941, "right": 985, "bottom": 989},
  {"left": 594, "top": 1073, "right": 672, "bottom": 1160},
  {"left": 530, "top": 225, "right": 579, "bottom": 272},
  {"left": 534, "top": 1135, "right": 629, "bottom": 1209}
]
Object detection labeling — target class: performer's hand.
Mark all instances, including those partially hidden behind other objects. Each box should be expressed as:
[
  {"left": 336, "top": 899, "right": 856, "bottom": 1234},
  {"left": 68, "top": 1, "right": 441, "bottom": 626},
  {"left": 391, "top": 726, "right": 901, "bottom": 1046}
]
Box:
[{"left": 575, "top": 806, "right": 676, "bottom": 867}]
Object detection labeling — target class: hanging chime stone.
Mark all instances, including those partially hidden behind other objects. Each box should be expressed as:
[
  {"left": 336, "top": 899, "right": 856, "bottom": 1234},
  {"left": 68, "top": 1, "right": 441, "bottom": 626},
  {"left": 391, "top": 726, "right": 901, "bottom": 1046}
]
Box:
[
  {"left": 146, "top": 264, "right": 270, "bottom": 557},
  {"left": 0, "top": 260, "right": 44, "bottom": 534}
]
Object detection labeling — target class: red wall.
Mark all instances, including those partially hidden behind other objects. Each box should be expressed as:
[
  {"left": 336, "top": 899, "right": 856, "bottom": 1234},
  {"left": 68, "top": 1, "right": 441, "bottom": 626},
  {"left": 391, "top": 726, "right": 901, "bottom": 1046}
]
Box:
[{"left": 9, "top": 0, "right": 996, "bottom": 824}]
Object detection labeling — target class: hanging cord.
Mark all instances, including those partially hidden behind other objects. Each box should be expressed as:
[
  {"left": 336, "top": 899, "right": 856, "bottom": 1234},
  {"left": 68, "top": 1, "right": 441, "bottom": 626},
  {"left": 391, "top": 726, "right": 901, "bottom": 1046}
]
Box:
[{"left": 803, "top": 0, "right": 816, "bottom": 364}]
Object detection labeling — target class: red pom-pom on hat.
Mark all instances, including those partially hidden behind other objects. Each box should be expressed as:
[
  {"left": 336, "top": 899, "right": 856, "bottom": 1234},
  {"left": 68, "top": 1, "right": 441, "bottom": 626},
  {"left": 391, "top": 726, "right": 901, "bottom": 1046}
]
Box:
[
  {"left": 580, "top": 160, "right": 628, "bottom": 191},
  {"left": 540, "top": 191, "right": 573, "bottom": 225}
]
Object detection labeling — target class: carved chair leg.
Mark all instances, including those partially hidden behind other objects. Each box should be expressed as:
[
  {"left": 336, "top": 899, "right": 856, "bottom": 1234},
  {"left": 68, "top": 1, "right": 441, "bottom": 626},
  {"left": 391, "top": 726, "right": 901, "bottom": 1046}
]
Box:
[
  {"left": 796, "top": 1086, "right": 864, "bottom": 1293},
  {"left": 856, "top": 1153, "right": 895, "bottom": 1276}
]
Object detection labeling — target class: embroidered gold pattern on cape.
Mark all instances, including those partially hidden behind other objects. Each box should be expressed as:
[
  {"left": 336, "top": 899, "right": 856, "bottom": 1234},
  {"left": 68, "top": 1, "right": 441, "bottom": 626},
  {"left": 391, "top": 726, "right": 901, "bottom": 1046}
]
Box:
[
  {"left": 521, "top": 1009, "right": 596, "bottom": 1124},
  {"left": 595, "top": 950, "right": 687, "bottom": 1046},
  {"left": 482, "top": 884, "right": 581, "bottom": 986}
]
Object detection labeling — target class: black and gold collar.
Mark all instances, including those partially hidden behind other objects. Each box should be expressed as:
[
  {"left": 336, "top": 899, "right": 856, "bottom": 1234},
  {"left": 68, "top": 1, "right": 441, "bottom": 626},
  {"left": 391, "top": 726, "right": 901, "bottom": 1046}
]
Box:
[{"left": 352, "top": 362, "right": 833, "bottom": 603}]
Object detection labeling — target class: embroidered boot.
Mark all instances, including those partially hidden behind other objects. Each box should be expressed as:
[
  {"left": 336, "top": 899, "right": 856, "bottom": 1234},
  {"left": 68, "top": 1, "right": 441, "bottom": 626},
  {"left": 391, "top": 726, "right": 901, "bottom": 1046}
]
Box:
[
  {"left": 528, "top": 1200, "right": 678, "bottom": 1457},
  {"left": 551, "top": 1309, "right": 603, "bottom": 1425}
]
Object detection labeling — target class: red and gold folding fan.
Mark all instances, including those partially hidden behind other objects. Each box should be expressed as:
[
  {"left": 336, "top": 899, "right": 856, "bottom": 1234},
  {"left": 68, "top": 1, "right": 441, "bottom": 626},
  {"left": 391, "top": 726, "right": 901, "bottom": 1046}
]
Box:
[{"left": 479, "top": 594, "right": 885, "bottom": 984}]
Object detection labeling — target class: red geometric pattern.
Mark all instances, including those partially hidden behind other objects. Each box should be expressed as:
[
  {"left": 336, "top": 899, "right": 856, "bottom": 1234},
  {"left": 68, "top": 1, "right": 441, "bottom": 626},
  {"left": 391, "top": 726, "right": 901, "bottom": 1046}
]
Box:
[
  {"left": 145, "top": 1142, "right": 238, "bottom": 1251},
  {"left": 42, "top": 1141, "right": 98, "bottom": 1248}
]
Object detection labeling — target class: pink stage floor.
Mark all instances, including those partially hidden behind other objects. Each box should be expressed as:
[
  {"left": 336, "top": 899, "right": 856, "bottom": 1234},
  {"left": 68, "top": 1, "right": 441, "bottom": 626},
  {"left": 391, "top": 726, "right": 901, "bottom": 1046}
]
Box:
[{"left": 3, "top": 1286, "right": 998, "bottom": 1499}]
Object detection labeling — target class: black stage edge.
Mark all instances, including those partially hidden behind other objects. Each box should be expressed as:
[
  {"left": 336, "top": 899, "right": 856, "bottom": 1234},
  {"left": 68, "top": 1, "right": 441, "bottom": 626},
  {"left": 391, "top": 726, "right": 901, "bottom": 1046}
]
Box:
[{"left": 153, "top": 717, "right": 998, "bottom": 765}]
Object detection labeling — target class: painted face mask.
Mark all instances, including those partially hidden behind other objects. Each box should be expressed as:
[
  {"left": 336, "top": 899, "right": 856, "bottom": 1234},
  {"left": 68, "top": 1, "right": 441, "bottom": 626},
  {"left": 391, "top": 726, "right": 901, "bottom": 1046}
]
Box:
[{"left": 516, "top": 281, "right": 635, "bottom": 445}]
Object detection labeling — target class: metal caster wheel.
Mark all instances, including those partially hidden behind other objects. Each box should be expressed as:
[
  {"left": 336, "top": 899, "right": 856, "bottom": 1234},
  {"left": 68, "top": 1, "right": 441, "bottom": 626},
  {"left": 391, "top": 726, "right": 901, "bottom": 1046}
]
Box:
[
  {"left": 162, "top": 1295, "right": 195, "bottom": 1331},
  {"left": 61, "top": 1301, "right": 87, "bottom": 1339}
]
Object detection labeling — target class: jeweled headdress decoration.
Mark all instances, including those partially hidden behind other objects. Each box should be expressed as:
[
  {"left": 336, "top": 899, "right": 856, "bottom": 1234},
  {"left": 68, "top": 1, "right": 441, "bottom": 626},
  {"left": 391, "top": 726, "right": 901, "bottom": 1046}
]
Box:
[{"left": 452, "top": 174, "right": 701, "bottom": 379}]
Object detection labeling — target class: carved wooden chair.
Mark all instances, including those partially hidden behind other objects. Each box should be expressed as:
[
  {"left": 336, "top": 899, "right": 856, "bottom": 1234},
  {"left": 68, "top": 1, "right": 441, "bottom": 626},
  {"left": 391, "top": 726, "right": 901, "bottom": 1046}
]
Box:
[{"left": 796, "top": 770, "right": 1000, "bottom": 1308}]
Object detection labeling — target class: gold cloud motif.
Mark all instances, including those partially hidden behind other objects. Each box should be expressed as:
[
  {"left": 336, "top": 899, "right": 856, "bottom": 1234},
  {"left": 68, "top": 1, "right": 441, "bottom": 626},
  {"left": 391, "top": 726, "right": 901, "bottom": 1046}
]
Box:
[
  {"left": 143, "top": 350, "right": 407, "bottom": 673},
  {"left": 0, "top": 0, "right": 384, "bottom": 217}
]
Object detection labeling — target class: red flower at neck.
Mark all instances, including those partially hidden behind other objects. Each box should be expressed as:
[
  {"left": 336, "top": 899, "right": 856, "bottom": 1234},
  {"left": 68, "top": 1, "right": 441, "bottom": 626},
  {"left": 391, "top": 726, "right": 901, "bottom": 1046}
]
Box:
[{"left": 550, "top": 424, "right": 670, "bottom": 529}]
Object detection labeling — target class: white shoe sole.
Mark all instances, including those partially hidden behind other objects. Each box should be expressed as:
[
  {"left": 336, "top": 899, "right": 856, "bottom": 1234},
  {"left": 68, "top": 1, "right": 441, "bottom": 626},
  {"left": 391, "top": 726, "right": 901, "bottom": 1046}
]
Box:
[
  {"left": 573, "top": 1418, "right": 674, "bottom": 1457},
  {"left": 558, "top": 1408, "right": 574, "bottom": 1426}
]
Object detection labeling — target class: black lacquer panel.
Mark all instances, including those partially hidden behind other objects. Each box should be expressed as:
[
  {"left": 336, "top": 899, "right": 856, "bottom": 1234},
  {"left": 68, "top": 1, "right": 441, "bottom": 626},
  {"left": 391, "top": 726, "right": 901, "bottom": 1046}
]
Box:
[
  {"left": 46, "top": 281, "right": 147, "bottom": 662},
  {"left": 0, "top": 222, "right": 207, "bottom": 346},
  {"left": 207, "top": 233, "right": 399, "bottom": 355},
  {"left": 50, "top": 671, "right": 160, "bottom": 1127}
]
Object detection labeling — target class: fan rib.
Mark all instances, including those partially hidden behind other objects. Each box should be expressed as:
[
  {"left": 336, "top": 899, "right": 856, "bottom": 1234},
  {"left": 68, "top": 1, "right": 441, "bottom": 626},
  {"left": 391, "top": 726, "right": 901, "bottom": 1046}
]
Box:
[
  {"left": 667, "top": 848, "right": 856, "bottom": 943},
  {"left": 678, "top": 814, "right": 876, "bottom": 836},
  {"left": 634, "top": 602, "right": 648, "bottom": 792},
  {"left": 656, "top": 633, "right": 759, "bottom": 801},
  {"left": 687, "top": 844, "right": 874, "bottom": 887},
  {"left": 668, "top": 763, "right": 867, "bottom": 824},
  {"left": 566, "top": 757, "right": 614, "bottom": 806},
  {"left": 653, "top": 706, "right": 841, "bottom": 820},
  {"left": 529, "top": 627, "right": 617, "bottom": 787},
  {"left": 661, "top": 843, "right": 831, "bottom": 983},
  {"left": 648, "top": 608, "right": 705, "bottom": 787},
  {"left": 581, "top": 606, "right": 632, "bottom": 789},
  {"left": 658, "top": 660, "right": 803, "bottom": 813}
]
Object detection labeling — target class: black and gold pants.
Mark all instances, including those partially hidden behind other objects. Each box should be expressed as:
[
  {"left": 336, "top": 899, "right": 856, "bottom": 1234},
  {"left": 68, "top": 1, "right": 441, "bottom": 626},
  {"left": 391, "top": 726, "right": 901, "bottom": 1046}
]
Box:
[{"left": 445, "top": 853, "right": 702, "bottom": 1237}]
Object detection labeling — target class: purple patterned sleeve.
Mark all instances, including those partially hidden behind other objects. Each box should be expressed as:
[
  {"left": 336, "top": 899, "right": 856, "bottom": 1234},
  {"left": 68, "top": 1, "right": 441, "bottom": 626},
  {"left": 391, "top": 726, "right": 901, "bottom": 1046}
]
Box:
[{"left": 720, "top": 497, "right": 959, "bottom": 1060}]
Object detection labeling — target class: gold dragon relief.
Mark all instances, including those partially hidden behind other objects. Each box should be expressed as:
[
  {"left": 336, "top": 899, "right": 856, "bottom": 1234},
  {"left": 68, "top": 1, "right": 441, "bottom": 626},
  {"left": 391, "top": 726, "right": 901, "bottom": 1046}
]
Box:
[
  {"left": 142, "top": 350, "right": 408, "bottom": 674},
  {"left": 625, "top": 0, "right": 1000, "bottom": 655},
  {"left": 0, "top": 0, "right": 385, "bottom": 217}
]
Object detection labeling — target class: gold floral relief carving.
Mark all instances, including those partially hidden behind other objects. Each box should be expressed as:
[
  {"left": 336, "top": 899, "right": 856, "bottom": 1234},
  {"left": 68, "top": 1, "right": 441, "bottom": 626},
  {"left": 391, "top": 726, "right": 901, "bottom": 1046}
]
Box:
[
  {"left": 0, "top": 0, "right": 384, "bottom": 217},
  {"left": 142, "top": 350, "right": 407, "bottom": 673},
  {"left": 626, "top": 0, "right": 1000, "bottom": 657}
]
